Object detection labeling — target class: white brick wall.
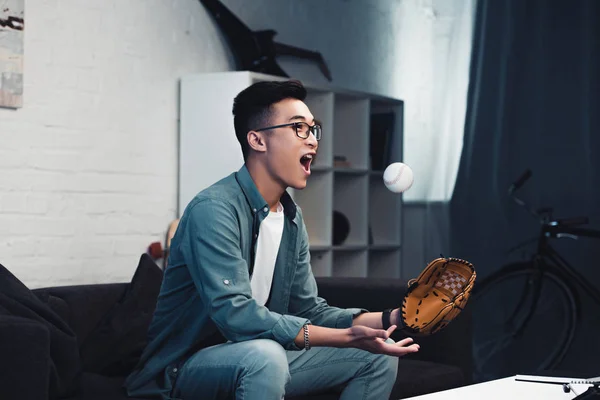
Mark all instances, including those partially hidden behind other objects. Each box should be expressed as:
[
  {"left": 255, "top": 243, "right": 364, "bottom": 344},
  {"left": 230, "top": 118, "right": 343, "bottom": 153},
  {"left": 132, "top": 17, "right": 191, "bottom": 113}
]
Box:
[
  {"left": 0, "top": 0, "right": 231, "bottom": 287},
  {"left": 0, "top": 0, "right": 466, "bottom": 288}
]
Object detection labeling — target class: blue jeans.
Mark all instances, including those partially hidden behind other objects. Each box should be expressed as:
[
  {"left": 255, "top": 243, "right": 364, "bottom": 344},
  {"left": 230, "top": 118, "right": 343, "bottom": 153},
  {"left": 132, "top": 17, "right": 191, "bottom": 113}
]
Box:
[{"left": 170, "top": 339, "right": 399, "bottom": 400}]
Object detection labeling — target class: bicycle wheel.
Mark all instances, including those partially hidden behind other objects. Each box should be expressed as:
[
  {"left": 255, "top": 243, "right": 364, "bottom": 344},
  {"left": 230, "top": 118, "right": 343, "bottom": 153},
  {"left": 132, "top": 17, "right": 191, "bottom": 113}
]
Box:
[{"left": 471, "top": 262, "right": 578, "bottom": 382}]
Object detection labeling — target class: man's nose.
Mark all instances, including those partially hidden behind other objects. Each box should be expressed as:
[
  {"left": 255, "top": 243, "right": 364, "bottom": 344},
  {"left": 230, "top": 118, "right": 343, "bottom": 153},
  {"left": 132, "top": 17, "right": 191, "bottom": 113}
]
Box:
[{"left": 306, "top": 133, "right": 318, "bottom": 149}]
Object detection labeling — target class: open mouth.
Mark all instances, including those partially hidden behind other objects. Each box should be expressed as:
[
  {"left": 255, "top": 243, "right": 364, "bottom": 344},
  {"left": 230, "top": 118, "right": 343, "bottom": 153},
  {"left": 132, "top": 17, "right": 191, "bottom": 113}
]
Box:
[{"left": 300, "top": 154, "right": 314, "bottom": 174}]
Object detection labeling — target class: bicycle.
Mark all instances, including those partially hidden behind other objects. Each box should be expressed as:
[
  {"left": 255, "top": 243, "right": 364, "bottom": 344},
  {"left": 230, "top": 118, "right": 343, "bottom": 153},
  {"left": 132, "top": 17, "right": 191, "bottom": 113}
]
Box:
[{"left": 471, "top": 169, "right": 600, "bottom": 383}]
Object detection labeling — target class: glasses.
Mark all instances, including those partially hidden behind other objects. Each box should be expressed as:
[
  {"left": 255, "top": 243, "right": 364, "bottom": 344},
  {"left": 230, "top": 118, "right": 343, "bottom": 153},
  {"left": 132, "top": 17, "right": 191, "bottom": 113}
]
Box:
[{"left": 254, "top": 121, "right": 322, "bottom": 141}]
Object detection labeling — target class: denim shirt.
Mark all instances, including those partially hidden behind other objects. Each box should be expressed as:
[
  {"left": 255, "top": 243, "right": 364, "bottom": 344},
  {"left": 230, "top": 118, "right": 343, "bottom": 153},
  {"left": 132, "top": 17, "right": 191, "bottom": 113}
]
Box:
[{"left": 124, "top": 165, "right": 367, "bottom": 399}]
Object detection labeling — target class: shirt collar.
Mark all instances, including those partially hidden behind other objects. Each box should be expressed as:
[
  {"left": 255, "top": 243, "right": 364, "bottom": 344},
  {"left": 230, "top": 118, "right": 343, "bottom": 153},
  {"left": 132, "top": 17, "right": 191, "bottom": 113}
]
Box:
[{"left": 235, "top": 165, "right": 297, "bottom": 220}]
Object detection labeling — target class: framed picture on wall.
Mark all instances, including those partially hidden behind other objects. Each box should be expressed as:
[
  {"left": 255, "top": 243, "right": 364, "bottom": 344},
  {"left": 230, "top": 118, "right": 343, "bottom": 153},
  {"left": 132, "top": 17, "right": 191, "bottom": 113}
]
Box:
[{"left": 0, "top": 0, "right": 24, "bottom": 109}]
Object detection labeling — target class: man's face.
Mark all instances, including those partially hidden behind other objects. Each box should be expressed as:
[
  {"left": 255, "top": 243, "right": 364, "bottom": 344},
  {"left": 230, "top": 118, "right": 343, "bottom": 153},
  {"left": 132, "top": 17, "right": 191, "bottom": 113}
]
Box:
[{"left": 258, "top": 98, "right": 319, "bottom": 190}]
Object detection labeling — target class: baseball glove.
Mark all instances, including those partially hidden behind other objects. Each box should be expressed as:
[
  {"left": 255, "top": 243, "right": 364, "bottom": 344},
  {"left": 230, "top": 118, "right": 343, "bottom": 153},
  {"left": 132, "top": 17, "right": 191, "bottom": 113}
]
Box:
[{"left": 398, "top": 257, "right": 476, "bottom": 336}]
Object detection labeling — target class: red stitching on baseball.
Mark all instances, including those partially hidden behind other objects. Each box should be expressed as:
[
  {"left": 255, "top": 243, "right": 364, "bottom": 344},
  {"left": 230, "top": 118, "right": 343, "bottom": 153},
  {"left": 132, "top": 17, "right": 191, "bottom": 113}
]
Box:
[{"left": 384, "top": 164, "right": 405, "bottom": 186}]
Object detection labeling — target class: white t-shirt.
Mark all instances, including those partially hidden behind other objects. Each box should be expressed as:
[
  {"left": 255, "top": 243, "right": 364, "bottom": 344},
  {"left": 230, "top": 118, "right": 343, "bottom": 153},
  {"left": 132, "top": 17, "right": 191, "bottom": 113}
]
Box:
[{"left": 250, "top": 202, "right": 285, "bottom": 306}]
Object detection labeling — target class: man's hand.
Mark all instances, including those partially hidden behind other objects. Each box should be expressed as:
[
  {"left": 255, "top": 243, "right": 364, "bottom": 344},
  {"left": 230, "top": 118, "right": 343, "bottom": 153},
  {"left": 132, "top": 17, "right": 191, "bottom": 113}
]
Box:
[
  {"left": 346, "top": 325, "right": 420, "bottom": 357},
  {"left": 294, "top": 324, "right": 420, "bottom": 357}
]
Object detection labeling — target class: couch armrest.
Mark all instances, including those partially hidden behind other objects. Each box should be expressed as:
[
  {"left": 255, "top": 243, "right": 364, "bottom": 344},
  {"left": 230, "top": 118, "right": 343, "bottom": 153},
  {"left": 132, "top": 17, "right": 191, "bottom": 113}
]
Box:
[
  {"left": 0, "top": 315, "right": 50, "bottom": 400},
  {"left": 315, "top": 277, "right": 473, "bottom": 382}
]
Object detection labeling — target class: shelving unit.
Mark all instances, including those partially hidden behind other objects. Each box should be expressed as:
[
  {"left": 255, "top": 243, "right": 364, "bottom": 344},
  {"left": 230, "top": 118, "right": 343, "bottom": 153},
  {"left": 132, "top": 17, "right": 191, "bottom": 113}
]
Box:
[{"left": 179, "top": 71, "right": 404, "bottom": 278}]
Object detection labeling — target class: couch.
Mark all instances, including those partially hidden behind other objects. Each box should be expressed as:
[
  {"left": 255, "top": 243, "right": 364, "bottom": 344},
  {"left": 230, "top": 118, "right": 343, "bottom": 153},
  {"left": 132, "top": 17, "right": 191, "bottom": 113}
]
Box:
[{"left": 0, "top": 254, "right": 472, "bottom": 400}]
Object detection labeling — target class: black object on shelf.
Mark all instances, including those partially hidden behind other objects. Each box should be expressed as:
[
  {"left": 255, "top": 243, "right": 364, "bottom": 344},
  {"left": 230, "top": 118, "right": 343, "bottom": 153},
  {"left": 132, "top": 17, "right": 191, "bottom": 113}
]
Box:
[
  {"left": 370, "top": 112, "right": 395, "bottom": 171},
  {"left": 333, "top": 211, "right": 350, "bottom": 246}
]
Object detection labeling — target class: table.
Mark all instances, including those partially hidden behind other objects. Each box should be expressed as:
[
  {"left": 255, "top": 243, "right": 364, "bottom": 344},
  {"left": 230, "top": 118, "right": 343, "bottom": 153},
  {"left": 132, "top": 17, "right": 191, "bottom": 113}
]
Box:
[{"left": 404, "top": 375, "right": 595, "bottom": 400}]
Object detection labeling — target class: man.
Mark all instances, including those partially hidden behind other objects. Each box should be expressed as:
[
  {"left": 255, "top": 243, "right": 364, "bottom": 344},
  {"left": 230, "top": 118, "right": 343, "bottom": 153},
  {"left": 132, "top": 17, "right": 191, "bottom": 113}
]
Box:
[{"left": 125, "top": 80, "right": 419, "bottom": 400}]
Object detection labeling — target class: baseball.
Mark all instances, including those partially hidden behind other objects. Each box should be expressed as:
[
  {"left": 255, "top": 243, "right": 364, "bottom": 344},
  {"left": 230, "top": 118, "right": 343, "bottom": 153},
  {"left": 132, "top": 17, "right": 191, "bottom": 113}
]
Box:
[{"left": 383, "top": 162, "right": 414, "bottom": 193}]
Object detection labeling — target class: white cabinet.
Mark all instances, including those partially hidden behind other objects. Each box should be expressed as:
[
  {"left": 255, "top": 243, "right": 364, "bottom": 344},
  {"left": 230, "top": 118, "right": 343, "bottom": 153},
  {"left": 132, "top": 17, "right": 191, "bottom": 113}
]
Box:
[{"left": 179, "top": 71, "right": 404, "bottom": 278}]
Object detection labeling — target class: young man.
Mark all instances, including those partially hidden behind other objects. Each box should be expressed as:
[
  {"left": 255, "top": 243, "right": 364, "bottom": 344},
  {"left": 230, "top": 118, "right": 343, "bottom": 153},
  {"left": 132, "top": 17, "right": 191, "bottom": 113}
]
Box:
[{"left": 125, "top": 80, "right": 419, "bottom": 400}]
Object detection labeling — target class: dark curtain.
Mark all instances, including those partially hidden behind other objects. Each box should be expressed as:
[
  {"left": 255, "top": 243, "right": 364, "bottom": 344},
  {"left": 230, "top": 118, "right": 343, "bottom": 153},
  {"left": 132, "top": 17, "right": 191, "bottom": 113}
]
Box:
[{"left": 451, "top": 0, "right": 600, "bottom": 378}]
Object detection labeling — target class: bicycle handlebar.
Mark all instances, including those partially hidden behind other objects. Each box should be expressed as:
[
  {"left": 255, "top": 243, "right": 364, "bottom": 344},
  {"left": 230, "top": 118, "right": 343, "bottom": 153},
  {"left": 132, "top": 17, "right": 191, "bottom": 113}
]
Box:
[
  {"left": 509, "top": 169, "right": 543, "bottom": 221},
  {"left": 508, "top": 169, "right": 532, "bottom": 195},
  {"left": 508, "top": 169, "right": 592, "bottom": 231},
  {"left": 547, "top": 225, "right": 600, "bottom": 239},
  {"left": 552, "top": 217, "right": 590, "bottom": 227}
]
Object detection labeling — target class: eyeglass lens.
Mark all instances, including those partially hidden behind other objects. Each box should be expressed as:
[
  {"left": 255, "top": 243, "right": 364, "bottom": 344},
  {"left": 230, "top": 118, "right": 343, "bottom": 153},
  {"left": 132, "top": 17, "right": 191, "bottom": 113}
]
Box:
[{"left": 296, "top": 122, "right": 321, "bottom": 140}]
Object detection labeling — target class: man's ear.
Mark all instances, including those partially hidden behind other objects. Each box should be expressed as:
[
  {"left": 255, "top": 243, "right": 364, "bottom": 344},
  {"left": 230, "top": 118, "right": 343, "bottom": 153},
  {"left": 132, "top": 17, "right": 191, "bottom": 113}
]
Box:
[{"left": 247, "top": 130, "right": 267, "bottom": 153}]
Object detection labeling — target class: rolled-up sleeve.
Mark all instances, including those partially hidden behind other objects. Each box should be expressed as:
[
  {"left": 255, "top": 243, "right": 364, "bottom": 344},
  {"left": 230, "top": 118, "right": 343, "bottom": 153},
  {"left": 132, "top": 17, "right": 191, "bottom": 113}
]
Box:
[
  {"left": 181, "top": 199, "right": 308, "bottom": 350},
  {"left": 289, "top": 216, "right": 368, "bottom": 327}
]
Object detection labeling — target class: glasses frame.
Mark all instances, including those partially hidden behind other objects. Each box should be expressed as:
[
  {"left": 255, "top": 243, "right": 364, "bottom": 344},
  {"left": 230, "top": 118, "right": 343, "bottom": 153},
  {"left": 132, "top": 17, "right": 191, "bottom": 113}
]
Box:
[{"left": 254, "top": 121, "right": 322, "bottom": 141}]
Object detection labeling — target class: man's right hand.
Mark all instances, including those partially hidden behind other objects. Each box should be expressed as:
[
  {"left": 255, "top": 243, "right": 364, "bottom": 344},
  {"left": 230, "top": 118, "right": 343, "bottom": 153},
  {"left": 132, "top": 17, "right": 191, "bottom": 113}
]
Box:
[
  {"left": 295, "top": 324, "right": 420, "bottom": 357},
  {"left": 346, "top": 325, "right": 420, "bottom": 357}
]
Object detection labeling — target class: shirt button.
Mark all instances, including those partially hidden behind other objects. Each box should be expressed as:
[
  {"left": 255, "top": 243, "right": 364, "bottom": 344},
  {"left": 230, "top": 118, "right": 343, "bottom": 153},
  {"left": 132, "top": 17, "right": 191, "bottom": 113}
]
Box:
[
  {"left": 223, "top": 279, "right": 230, "bottom": 285},
  {"left": 263, "top": 207, "right": 268, "bottom": 213},
  {"left": 173, "top": 367, "right": 178, "bottom": 373},
  {"left": 252, "top": 208, "right": 257, "bottom": 213}
]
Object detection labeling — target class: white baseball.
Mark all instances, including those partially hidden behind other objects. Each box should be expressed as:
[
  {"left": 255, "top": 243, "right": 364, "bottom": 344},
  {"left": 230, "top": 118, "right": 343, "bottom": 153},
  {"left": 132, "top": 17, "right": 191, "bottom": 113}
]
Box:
[{"left": 383, "top": 162, "right": 414, "bottom": 193}]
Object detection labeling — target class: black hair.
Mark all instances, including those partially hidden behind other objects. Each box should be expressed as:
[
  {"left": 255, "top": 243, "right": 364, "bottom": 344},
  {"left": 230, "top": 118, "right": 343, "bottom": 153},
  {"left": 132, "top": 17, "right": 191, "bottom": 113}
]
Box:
[{"left": 232, "top": 80, "right": 307, "bottom": 161}]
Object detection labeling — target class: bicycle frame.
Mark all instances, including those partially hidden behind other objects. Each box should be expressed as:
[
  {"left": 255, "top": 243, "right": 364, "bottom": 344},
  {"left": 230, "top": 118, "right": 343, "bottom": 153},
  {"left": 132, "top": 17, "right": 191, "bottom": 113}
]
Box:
[
  {"left": 508, "top": 169, "right": 600, "bottom": 306},
  {"left": 537, "top": 225, "right": 600, "bottom": 306}
]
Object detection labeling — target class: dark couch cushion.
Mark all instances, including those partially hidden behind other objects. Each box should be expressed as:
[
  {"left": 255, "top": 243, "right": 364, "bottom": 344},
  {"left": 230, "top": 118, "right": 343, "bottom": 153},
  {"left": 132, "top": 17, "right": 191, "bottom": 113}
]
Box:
[
  {"left": 0, "top": 314, "right": 52, "bottom": 400},
  {"left": 36, "top": 291, "right": 72, "bottom": 326},
  {"left": 35, "top": 283, "right": 129, "bottom": 347},
  {"left": 78, "top": 254, "right": 163, "bottom": 376},
  {"left": 0, "top": 263, "right": 81, "bottom": 399},
  {"left": 62, "top": 373, "right": 148, "bottom": 400}
]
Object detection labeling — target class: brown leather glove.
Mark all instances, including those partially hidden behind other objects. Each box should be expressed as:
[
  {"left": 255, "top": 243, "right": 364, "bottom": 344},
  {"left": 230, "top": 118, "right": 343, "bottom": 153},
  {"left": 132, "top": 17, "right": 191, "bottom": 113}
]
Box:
[{"left": 399, "top": 257, "right": 476, "bottom": 336}]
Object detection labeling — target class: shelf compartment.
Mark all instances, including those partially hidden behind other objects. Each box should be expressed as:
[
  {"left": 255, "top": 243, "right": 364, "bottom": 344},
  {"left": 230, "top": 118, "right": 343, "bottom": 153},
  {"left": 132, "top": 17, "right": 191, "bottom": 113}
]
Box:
[
  {"left": 333, "top": 249, "right": 367, "bottom": 278},
  {"left": 310, "top": 249, "right": 332, "bottom": 277},
  {"left": 368, "top": 248, "right": 401, "bottom": 278},
  {"left": 304, "top": 91, "right": 334, "bottom": 168},
  {"left": 368, "top": 175, "right": 401, "bottom": 246},
  {"left": 333, "top": 95, "right": 370, "bottom": 169},
  {"left": 333, "top": 174, "right": 368, "bottom": 246},
  {"left": 291, "top": 172, "right": 333, "bottom": 247},
  {"left": 369, "top": 100, "right": 404, "bottom": 171}
]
